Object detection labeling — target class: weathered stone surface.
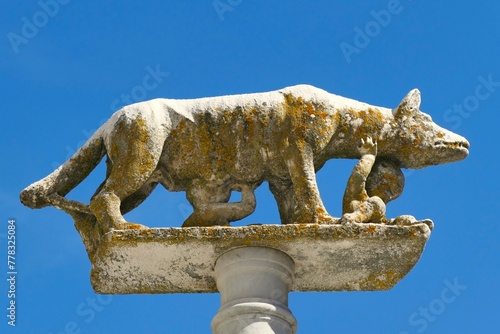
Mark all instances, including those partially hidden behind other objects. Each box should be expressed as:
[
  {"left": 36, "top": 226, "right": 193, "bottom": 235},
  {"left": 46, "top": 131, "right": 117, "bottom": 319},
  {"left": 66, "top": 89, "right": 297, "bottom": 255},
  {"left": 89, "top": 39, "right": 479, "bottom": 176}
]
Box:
[
  {"left": 91, "top": 222, "right": 431, "bottom": 294},
  {"left": 20, "top": 85, "right": 469, "bottom": 233},
  {"left": 341, "top": 137, "right": 408, "bottom": 225},
  {"left": 211, "top": 247, "right": 297, "bottom": 334}
]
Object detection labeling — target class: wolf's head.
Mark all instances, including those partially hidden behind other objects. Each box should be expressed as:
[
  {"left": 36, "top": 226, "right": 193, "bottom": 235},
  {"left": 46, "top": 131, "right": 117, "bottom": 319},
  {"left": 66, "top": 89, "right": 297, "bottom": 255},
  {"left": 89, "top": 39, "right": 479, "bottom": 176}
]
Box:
[{"left": 381, "top": 89, "right": 469, "bottom": 169}]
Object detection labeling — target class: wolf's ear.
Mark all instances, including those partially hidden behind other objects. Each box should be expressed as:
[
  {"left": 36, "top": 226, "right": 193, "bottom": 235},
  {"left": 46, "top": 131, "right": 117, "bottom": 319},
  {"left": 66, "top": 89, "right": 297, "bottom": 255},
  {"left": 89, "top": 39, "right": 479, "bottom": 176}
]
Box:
[{"left": 393, "top": 89, "right": 421, "bottom": 118}]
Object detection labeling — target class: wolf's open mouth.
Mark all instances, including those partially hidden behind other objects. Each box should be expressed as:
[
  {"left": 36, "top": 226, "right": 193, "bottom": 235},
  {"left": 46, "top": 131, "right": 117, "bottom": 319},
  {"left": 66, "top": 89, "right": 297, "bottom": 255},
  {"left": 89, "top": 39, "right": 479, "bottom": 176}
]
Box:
[{"left": 434, "top": 140, "right": 470, "bottom": 151}]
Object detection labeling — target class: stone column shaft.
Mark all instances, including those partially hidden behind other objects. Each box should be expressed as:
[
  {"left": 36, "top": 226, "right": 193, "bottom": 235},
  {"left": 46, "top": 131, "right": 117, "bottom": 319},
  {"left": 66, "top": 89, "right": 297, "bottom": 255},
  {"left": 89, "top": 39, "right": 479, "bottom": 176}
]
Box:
[{"left": 211, "top": 247, "right": 297, "bottom": 334}]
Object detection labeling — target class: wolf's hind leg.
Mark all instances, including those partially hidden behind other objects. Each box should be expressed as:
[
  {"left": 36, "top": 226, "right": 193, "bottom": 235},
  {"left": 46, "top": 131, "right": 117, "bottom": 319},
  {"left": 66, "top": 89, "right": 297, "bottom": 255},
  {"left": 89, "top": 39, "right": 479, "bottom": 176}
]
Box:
[{"left": 89, "top": 117, "right": 163, "bottom": 232}]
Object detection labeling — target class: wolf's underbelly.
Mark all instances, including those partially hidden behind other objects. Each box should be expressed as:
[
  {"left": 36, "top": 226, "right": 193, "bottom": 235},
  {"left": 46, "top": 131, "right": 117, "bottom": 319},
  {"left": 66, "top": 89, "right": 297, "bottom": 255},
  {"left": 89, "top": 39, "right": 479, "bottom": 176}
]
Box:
[{"left": 157, "top": 120, "right": 289, "bottom": 191}]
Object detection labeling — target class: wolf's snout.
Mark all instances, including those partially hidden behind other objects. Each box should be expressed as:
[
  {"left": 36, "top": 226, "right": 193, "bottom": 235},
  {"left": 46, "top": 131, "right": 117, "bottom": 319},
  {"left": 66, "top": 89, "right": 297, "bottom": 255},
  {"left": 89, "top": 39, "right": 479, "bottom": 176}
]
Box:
[
  {"left": 436, "top": 128, "right": 470, "bottom": 154},
  {"left": 434, "top": 140, "right": 470, "bottom": 150}
]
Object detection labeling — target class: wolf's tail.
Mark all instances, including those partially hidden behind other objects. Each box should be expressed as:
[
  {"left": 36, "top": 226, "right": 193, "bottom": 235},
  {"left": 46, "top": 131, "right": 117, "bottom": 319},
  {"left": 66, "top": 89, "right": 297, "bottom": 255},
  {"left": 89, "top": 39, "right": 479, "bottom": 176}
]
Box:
[{"left": 20, "top": 129, "right": 107, "bottom": 215}]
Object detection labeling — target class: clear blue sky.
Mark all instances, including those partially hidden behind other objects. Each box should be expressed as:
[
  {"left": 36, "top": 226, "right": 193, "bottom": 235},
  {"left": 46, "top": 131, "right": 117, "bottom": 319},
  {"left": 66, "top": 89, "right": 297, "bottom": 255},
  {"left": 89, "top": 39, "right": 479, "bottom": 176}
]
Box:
[{"left": 1, "top": 1, "right": 498, "bottom": 333}]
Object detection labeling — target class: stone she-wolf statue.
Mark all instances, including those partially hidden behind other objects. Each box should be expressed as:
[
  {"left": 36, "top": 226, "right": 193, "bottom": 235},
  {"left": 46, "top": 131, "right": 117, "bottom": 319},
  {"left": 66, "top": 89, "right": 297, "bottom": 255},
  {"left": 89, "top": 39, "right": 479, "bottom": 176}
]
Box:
[{"left": 20, "top": 85, "right": 469, "bottom": 234}]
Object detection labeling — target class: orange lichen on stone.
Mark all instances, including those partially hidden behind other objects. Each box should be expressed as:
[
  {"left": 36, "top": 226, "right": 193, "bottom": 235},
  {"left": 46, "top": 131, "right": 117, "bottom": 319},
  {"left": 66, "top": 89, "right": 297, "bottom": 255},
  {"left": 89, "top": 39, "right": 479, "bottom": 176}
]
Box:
[
  {"left": 20, "top": 85, "right": 468, "bottom": 237},
  {"left": 90, "top": 222, "right": 431, "bottom": 294}
]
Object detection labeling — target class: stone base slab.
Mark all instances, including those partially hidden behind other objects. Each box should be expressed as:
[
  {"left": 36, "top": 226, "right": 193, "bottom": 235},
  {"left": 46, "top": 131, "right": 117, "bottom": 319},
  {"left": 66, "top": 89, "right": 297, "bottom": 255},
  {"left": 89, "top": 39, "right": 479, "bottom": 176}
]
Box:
[{"left": 90, "top": 222, "right": 431, "bottom": 294}]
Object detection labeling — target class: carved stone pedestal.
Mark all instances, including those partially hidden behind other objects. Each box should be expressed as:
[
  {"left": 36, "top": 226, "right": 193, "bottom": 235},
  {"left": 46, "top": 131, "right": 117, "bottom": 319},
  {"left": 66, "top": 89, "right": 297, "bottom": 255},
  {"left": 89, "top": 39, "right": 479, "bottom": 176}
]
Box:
[
  {"left": 211, "top": 247, "right": 297, "bottom": 334},
  {"left": 90, "top": 222, "right": 431, "bottom": 333}
]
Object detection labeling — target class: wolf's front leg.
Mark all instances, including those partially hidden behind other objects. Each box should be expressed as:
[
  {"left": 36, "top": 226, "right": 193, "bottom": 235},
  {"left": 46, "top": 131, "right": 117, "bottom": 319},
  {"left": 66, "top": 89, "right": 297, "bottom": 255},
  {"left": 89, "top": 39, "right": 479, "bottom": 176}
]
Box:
[{"left": 281, "top": 141, "right": 333, "bottom": 224}]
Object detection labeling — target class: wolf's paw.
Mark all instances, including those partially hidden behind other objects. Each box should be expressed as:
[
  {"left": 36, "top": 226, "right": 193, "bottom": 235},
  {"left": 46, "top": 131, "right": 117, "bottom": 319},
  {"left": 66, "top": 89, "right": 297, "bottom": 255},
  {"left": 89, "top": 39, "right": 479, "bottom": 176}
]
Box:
[
  {"left": 182, "top": 212, "right": 231, "bottom": 228},
  {"left": 390, "top": 216, "right": 433, "bottom": 230},
  {"left": 392, "top": 215, "right": 417, "bottom": 226},
  {"left": 291, "top": 208, "right": 334, "bottom": 225},
  {"left": 123, "top": 222, "right": 148, "bottom": 230},
  {"left": 317, "top": 213, "right": 336, "bottom": 224}
]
